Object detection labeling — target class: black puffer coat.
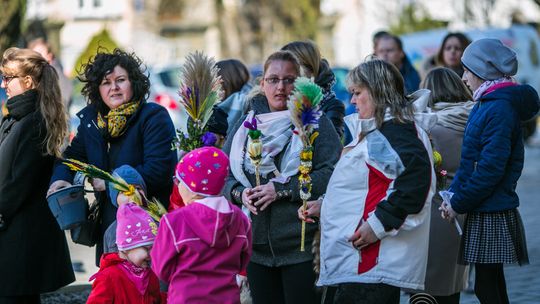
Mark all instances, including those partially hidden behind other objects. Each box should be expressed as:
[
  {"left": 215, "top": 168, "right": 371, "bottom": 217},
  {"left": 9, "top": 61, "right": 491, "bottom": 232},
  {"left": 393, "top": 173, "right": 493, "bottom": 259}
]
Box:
[{"left": 316, "top": 59, "right": 345, "bottom": 138}]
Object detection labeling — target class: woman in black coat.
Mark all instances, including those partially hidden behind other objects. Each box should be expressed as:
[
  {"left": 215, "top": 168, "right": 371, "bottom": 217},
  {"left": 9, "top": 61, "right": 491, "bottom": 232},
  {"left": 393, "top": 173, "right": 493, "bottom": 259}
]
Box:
[{"left": 0, "top": 48, "right": 74, "bottom": 303}]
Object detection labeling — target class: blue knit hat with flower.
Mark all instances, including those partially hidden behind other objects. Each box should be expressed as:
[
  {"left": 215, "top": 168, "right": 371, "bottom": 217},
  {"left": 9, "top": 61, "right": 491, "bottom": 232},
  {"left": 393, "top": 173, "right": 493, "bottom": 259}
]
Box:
[{"left": 108, "top": 165, "right": 147, "bottom": 207}]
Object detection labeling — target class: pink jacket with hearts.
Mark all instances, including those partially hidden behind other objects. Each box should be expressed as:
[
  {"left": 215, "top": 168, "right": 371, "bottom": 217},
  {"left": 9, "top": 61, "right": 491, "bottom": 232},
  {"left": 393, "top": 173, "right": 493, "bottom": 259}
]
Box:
[{"left": 151, "top": 196, "right": 251, "bottom": 304}]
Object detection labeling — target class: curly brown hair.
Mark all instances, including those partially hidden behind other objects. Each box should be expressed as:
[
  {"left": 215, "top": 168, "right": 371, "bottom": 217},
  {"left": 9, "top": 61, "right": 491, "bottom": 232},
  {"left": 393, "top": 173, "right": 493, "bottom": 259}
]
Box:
[{"left": 78, "top": 48, "right": 150, "bottom": 115}]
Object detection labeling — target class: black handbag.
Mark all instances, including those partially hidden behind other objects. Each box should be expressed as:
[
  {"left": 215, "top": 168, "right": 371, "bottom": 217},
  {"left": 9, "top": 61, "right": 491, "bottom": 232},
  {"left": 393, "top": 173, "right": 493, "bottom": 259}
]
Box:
[
  {"left": 70, "top": 199, "right": 101, "bottom": 247},
  {"left": 69, "top": 137, "right": 118, "bottom": 247}
]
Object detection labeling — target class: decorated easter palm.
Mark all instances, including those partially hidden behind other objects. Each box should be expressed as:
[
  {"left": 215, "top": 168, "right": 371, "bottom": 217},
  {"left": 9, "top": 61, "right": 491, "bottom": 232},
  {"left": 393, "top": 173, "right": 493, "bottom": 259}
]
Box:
[
  {"left": 287, "top": 77, "right": 323, "bottom": 251},
  {"left": 243, "top": 117, "right": 263, "bottom": 186},
  {"left": 63, "top": 159, "right": 167, "bottom": 221},
  {"left": 173, "top": 51, "right": 223, "bottom": 152}
]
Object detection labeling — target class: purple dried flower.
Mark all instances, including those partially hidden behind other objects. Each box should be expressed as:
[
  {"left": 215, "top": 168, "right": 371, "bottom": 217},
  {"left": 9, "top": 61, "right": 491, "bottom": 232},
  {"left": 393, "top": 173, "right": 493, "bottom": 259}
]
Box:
[
  {"left": 243, "top": 117, "right": 257, "bottom": 130},
  {"left": 201, "top": 131, "right": 217, "bottom": 147}
]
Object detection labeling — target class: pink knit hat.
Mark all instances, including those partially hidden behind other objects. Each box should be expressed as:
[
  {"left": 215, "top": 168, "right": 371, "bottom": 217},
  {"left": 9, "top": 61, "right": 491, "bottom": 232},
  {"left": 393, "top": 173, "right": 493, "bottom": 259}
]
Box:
[
  {"left": 116, "top": 203, "right": 157, "bottom": 251},
  {"left": 175, "top": 146, "right": 229, "bottom": 196}
]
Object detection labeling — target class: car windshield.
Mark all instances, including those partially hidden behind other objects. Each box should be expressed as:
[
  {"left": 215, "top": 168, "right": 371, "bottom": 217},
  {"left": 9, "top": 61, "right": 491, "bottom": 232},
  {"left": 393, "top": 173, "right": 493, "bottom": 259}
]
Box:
[{"left": 158, "top": 68, "right": 181, "bottom": 88}]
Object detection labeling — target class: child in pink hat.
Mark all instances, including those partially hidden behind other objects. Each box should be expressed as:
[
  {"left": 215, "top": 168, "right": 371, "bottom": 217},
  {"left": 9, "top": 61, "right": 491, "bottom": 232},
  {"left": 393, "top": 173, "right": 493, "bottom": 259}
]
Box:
[
  {"left": 87, "top": 203, "right": 165, "bottom": 304},
  {"left": 151, "top": 146, "right": 252, "bottom": 304}
]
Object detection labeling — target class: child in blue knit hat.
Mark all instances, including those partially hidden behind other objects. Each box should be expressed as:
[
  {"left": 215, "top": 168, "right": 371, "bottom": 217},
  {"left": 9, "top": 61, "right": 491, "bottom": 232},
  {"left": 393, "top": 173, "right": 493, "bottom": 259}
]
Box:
[{"left": 103, "top": 165, "right": 147, "bottom": 253}]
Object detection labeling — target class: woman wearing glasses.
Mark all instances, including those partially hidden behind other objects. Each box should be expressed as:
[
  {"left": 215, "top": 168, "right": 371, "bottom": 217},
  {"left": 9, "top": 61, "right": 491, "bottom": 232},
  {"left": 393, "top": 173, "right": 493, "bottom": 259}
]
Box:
[
  {"left": 222, "top": 50, "right": 341, "bottom": 304},
  {"left": 0, "top": 48, "right": 74, "bottom": 303}
]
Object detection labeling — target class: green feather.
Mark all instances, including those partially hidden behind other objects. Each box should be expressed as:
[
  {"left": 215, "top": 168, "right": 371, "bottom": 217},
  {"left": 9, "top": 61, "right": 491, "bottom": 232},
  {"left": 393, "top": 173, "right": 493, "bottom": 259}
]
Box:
[{"left": 293, "top": 77, "right": 323, "bottom": 107}]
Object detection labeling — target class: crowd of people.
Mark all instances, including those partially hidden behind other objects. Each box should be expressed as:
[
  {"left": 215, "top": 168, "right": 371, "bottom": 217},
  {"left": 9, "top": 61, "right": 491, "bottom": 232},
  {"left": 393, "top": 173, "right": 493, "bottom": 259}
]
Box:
[{"left": 0, "top": 30, "right": 539, "bottom": 304}]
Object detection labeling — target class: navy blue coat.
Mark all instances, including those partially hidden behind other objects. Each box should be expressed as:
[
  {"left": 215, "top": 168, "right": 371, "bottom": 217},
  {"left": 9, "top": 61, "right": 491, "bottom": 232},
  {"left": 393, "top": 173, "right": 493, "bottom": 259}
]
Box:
[
  {"left": 400, "top": 56, "right": 421, "bottom": 94},
  {"left": 450, "top": 84, "right": 539, "bottom": 213},
  {"left": 50, "top": 102, "right": 177, "bottom": 260}
]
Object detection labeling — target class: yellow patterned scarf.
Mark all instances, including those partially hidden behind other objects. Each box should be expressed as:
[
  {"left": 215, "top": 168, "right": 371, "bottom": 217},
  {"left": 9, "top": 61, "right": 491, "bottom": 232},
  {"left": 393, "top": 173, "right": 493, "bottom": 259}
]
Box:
[{"left": 97, "top": 101, "right": 140, "bottom": 138}]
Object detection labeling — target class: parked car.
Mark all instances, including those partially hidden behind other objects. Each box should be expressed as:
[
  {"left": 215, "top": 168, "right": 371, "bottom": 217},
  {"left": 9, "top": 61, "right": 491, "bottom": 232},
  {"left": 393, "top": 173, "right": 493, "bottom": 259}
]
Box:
[{"left": 148, "top": 65, "right": 188, "bottom": 134}]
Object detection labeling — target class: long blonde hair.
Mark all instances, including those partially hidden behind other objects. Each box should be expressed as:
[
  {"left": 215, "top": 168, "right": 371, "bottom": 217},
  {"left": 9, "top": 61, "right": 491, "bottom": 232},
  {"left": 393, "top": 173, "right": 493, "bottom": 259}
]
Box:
[
  {"left": 281, "top": 40, "right": 321, "bottom": 78},
  {"left": 1, "top": 47, "right": 68, "bottom": 157},
  {"left": 346, "top": 59, "right": 414, "bottom": 128}
]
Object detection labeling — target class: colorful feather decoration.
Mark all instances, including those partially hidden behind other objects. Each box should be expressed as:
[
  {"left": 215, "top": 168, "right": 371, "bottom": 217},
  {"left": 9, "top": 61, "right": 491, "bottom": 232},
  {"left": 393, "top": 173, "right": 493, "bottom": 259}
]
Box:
[
  {"left": 288, "top": 77, "right": 323, "bottom": 147},
  {"left": 63, "top": 159, "right": 167, "bottom": 220},
  {"left": 173, "top": 52, "right": 223, "bottom": 152},
  {"left": 287, "top": 77, "right": 323, "bottom": 252}
]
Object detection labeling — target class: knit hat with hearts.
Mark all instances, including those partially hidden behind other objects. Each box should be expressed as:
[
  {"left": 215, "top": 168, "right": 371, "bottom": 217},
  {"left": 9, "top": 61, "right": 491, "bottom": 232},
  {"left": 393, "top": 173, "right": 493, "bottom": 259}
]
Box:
[
  {"left": 175, "top": 146, "right": 230, "bottom": 196},
  {"left": 116, "top": 203, "right": 157, "bottom": 251}
]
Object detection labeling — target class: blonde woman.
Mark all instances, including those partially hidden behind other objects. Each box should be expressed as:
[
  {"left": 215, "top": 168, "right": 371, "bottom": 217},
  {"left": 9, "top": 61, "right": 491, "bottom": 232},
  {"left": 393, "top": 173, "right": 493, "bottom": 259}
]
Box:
[
  {"left": 0, "top": 48, "right": 74, "bottom": 303},
  {"left": 302, "top": 60, "right": 435, "bottom": 303}
]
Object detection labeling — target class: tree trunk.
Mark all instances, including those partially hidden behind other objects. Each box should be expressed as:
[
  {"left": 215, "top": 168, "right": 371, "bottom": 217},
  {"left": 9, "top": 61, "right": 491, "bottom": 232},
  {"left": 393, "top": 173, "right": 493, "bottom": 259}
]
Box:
[{"left": 0, "top": 0, "right": 26, "bottom": 54}]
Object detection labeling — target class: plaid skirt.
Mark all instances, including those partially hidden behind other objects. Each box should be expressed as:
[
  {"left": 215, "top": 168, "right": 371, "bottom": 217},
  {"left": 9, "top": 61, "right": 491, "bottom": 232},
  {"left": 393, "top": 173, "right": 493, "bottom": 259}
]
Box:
[{"left": 459, "top": 209, "right": 529, "bottom": 265}]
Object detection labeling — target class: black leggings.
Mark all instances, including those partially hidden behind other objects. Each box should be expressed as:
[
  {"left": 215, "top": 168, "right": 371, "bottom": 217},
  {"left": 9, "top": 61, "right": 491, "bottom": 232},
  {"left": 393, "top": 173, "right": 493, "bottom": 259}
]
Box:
[
  {"left": 474, "top": 263, "right": 509, "bottom": 304},
  {"left": 247, "top": 261, "right": 320, "bottom": 304},
  {"left": 333, "top": 283, "right": 400, "bottom": 304}
]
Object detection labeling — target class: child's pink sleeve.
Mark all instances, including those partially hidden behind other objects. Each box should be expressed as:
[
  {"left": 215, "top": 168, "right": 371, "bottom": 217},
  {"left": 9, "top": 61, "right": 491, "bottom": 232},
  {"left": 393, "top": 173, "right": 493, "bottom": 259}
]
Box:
[
  {"left": 151, "top": 214, "right": 179, "bottom": 283},
  {"left": 86, "top": 275, "right": 113, "bottom": 304},
  {"left": 239, "top": 216, "right": 252, "bottom": 273}
]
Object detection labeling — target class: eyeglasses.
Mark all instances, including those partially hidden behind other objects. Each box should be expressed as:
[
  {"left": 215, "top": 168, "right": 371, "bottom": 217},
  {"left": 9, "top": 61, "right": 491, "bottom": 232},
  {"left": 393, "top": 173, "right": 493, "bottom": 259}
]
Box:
[
  {"left": 264, "top": 77, "right": 296, "bottom": 85},
  {"left": 0, "top": 74, "right": 19, "bottom": 85}
]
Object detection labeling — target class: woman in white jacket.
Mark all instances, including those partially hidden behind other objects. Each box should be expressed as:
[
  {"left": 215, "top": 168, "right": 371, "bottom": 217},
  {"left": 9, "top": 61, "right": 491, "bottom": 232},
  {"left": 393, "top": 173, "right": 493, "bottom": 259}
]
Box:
[{"left": 300, "top": 59, "right": 436, "bottom": 303}]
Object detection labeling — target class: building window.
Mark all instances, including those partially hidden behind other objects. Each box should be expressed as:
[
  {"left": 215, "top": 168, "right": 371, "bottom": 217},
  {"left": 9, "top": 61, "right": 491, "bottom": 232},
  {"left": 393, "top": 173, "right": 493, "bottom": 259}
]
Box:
[
  {"left": 134, "top": 0, "right": 144, "bottom": 11},
  {"left": 75, "top": 0, "right": 121, "bottom": 20}
]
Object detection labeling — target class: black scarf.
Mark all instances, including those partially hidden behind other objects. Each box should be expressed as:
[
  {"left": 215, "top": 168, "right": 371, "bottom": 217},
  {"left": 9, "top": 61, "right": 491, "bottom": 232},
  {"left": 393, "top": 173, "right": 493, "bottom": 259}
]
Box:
[
  {"left": 0, "top": 90, "right": 38, "bottom": 145},
  {"left": 5, "top": 89, "right": 38, "bottom": 120}
]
